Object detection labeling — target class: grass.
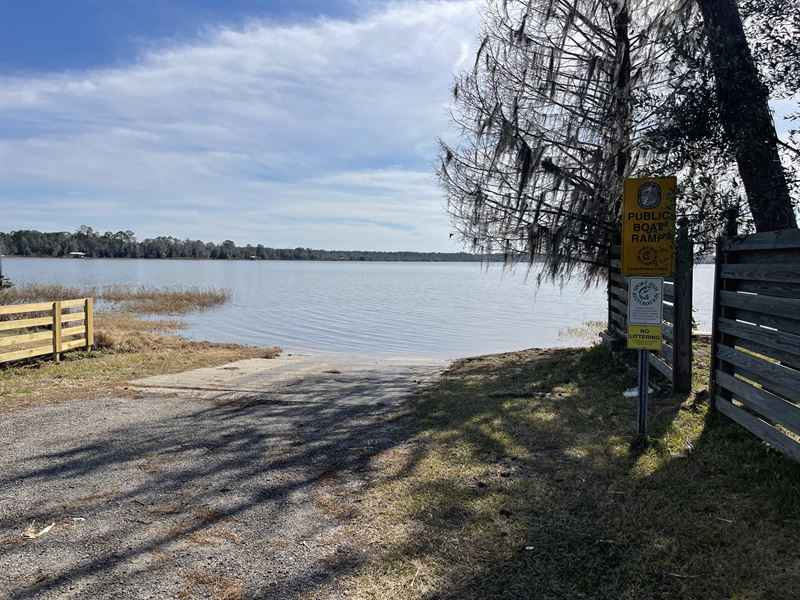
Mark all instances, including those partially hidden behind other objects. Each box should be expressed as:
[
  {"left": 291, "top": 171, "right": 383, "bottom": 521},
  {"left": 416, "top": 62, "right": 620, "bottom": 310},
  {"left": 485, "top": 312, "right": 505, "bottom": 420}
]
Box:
[
  {"left": 0, "top": 283, "right": 279, "bottom": 412},
  {"left": 180, "top": 571, "right": 244, "bottom": 600},
  {"left": 1, "top": 282, "right": 231, "bottom": 314},
  {"left": 0, "top": 336, "right": 279, "bottom": 413},
  {"left": 333, "top": 342, "right": 800, "bottom": 599}
]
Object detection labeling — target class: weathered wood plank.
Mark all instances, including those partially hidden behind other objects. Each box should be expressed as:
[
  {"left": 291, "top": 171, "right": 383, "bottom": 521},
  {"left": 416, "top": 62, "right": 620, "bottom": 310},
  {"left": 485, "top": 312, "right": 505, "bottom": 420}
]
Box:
[
  {"left": 649, "top": 352, "right": 673, "bottom": 381},
  {"left": 610, "top": 297, "right": 627, "bottom": 315},
  {"left": 716, "top": 344, "right": 800, "bottom": 401},
  {"left": 61, "top": 325, "right": 85, "bottom": 338},
  {"left": 610, "top": 310, "right": 626, "bottom": 331},
  {"left": 717, "top": 318, "right": 800, "bottom": 359},
  {"left": 0, "top": 301, "right": 54, "bottom": 315},
  {"left": 0, "top": 344, "right": 53, "bottom": 364},
  {"left": 0, "top": 316, "right": 52, "bottom": 331},
  {"left": 716, "top": 371, "right": 800, "bottom": 434},
  {"left": 735, "top": 249, "right": 800, "bottom": 265},
  {"left": 60, "top": 311, "right": 86, "bottom": 323},
  {"left": 610, "top": 324, "right": 627, "bottom": 340},
  {"left": 658, "top": 342, "right": 674, "bottom": 365},
  {"left": 0, "top": 330, "right": 52, "bottom": 348},
  {"left": 721, "top": 229, "right": 800, "bottom": 252},
  {"left": 662, "top": 322, "right": 674, "bottom": 341},
  {"left": 663, "top": 302, "right": 674, "bottom": 324},
  {"left": 52, "top": 300, "right": 62, "bottom": 360},
  {"left": 672, "top": 224, "right": 694, "bottom": 393},
  {"left": 85, "top": 298, "right": 94, "bottom": 348},
  {"left": 719, "top": 291, "right": 800, "bottom": 321},
  {"left": 663, "top": 286, "right": 675, "bottom": 301},
  {"left": 61, "top": 298, "right": 87, "bottom": 308},
  {"left": 736, "top": 281, "right": 800, "bottom": 299},
  {"left": 61, "top": 338, "right": 88, "bottom": 351},
  {"left": 735, "top": 339, "right": 800, "bottom": 371},
  {"left": 720, "top": 264, "right": 800, "bottom": 284},
  {"left": 610, "top": 285, "right": 627, "bottom": 302},
  {"left": 734, "top": 364, "right": 792, "bottom": 407},
  {"left": 734, "top": 309, "right": 800, "bottom": 336},
  {"left": 716, "top": 396, "right": 800, "bottom": 462},
  {"left": 609, "top": 272, "right": 627, "bottom": 287},
  {"left": 610, "top": 259, "right": 621, "bottom": 269}
]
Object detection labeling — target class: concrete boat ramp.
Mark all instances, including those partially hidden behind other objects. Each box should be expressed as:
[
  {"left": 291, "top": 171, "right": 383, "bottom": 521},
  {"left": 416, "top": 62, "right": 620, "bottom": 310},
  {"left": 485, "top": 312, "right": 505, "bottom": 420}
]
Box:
[{"left": 0, "top": 354, "right": 445, "bottom": 599}]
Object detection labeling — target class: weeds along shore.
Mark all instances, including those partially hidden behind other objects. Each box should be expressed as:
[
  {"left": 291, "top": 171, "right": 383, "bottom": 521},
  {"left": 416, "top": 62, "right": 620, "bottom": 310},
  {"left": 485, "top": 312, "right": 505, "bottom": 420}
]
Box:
[{"left": 0, "top": 282, "right": 232, "bottom": 314}]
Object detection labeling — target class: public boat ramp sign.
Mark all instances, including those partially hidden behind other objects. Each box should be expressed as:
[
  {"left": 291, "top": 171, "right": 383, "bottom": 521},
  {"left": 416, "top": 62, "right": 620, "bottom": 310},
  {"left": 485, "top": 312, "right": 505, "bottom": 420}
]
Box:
[{"left": 621, "top": 177, "right": 676, "bottom": 277}]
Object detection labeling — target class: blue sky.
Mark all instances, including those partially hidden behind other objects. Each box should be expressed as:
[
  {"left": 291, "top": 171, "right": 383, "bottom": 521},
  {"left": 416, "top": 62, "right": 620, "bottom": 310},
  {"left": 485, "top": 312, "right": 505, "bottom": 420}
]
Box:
[
  {"left": 0, "top": 0, "right": 481, "bottom": 251},
  {"left": 1, "top": 1, "right": 795, "bottom": 251}
]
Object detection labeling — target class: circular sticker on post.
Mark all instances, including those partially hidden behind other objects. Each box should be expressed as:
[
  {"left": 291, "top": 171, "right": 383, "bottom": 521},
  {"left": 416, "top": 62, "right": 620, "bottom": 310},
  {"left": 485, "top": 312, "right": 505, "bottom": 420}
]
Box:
[
  {"left": 632, "top": 279, "right": 660, "bottom": 307},
  {"left": 637, "top": 183, "right": 661, "bottom": 209},
  {"left": 627, "top": 277, "right": 664, "bottom": 325}
]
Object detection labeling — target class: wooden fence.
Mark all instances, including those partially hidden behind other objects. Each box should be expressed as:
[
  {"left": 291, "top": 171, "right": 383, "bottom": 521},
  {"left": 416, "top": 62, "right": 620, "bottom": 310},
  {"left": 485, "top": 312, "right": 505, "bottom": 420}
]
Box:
[
  {"left": 0, "top": 298, "right": 94, "bottom": 364},
  {"left": 605, "top": 221, "right": 694, "bottom": 392},
  {"left": 709, "top": 229, "right": 800, "bottom": 461}
]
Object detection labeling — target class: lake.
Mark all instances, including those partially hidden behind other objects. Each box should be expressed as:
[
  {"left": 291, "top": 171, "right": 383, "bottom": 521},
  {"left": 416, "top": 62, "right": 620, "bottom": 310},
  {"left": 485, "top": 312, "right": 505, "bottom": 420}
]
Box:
[{"left": 3, "top": 258, "right": 715, "bottom": 359}]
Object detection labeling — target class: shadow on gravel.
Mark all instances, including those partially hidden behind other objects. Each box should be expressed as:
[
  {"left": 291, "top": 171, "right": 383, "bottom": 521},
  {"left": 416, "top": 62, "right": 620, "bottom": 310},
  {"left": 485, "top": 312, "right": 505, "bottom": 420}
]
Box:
[{"left": 0, "top": 366, "right": 433, "bottom": 598}]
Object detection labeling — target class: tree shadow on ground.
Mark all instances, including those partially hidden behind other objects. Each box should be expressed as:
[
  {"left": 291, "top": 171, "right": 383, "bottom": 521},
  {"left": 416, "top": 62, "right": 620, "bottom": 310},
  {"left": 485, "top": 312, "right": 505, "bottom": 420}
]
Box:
[
  {"left": 318, "top": 345, "right": 800, "bottom": 600},
  {"left": 2, "top": 345, "right": 798, "bottom": 600},
  {"left": 0, "top": 364, "right": 434, "bottom": 598}
]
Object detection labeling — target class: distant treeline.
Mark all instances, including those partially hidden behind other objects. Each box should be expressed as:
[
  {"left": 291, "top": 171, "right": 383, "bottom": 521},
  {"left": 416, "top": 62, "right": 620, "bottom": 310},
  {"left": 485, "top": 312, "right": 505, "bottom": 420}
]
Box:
[{"left": 0, "top": 227, "right": 498, "bottom": 262}]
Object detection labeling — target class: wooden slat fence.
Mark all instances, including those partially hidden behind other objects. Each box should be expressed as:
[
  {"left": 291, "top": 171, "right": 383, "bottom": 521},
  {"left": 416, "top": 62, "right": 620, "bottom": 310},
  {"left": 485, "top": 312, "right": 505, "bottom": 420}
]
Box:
[
  {"left": 0, "top": 298, "right": 94, "bottom": 364},
  {"left": 709, "top": 228, "right": 800, "bottom": 461},
  {"left": 605, "top": 220, "right": 693, "bottom": 392}
]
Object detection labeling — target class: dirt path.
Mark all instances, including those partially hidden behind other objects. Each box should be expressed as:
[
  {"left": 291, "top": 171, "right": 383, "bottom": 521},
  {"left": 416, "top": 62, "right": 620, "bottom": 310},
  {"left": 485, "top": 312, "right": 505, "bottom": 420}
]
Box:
[{"left": 0, "top": 354, "right": 445, "bottom": 599}]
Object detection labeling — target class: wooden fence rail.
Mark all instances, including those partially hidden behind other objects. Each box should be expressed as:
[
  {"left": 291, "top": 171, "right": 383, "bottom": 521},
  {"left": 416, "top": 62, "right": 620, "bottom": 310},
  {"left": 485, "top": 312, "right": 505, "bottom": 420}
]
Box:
[
  {"left": 709, "top": 228, "right": 800, "bottom": 462},
  {"left": 604, "top": 220, "right": 694, "bottom": 392},
  {"left": 0, "top": 298, "right": 94, "bottom": 364}
]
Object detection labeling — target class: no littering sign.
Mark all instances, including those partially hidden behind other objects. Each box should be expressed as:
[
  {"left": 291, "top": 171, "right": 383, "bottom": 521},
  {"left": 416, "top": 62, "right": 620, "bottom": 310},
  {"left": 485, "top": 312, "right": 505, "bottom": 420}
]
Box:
[
  {"left": 627, "top": 325, "right": 661, "bottom": 350},
  {"left": 627, "top": 276, "right": 664, "bottom": 350}
]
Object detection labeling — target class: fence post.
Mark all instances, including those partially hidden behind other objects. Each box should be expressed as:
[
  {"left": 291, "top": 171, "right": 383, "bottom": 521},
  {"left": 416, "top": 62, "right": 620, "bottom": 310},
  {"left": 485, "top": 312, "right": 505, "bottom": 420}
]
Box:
[
  {"left": 52, "top": 300, "right": 62, "bottom": 362},
  {"left": 708, "top": 211, "right": 738, "bottom": 410},
  {"left": 84, "top": 297, "right": 94, "bottom": 350},
  {"left": 672, "top": 219, "right": 693, "bottom": 392}
]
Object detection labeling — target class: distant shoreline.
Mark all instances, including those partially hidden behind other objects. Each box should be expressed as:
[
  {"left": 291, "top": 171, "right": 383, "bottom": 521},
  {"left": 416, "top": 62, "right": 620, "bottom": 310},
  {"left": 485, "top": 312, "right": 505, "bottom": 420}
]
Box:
[
  {"left": 3, "top": 255, "right": 512, "bottom": 263},
  {"left": 2, "top": 228, "right": 508, "bottom": 262}
]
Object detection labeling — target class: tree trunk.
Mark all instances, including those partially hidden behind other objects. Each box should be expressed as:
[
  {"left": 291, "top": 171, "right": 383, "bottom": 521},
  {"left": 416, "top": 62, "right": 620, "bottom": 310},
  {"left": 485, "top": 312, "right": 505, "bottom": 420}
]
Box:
[
  {"left": 696, "top": 0, "right": 797, "bottom": 231},
  {"left": 610, "top": 1, "right": 632, "bottom": 223}
]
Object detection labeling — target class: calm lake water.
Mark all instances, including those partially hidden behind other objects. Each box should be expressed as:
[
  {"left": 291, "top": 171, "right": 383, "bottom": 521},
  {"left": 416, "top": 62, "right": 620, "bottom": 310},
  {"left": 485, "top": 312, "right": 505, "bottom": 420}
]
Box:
[{"left": 4, "top": 258, "right": 715, "bottom": 359}]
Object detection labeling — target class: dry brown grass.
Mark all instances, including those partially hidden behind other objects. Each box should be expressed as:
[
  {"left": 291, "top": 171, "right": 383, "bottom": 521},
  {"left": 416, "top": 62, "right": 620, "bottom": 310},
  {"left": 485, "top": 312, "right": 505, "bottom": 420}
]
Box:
[
  {"left": 181, "top": 571, "right": 244, "bottom": 600},
  {"left": 0, "top": 341, "right": 277, "bottom": 413},
  {"left": 313, "top": 493, "right": 358, "bottom": 520},
  {"left": 0, "top": 283, "right": 231, "bottom": 315},
  {"left": 148, "top": 548, "right": 169, "bottom": 568},
  {"left": 136, "top": 453, "right": 168, "bottom": 475},
  {"left": 184, "top": 529, "right": 244, "bottom": 547}
]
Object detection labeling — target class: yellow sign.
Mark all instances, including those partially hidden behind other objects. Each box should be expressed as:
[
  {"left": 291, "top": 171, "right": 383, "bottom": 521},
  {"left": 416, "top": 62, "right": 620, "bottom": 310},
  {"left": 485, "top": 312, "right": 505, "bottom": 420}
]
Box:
[
  {"left": 627, "top": 325, "right": 662, "bottom": 350},
  {"left": 621, "top": 177, "right": 676, "bottom": 276}
]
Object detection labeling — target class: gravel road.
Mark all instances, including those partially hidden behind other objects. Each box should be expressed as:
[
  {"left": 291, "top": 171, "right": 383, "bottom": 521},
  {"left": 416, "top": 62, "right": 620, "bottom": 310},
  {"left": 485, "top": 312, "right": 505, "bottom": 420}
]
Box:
[{"left": 0, "top": 354, "right": 445, "bottom": 599}]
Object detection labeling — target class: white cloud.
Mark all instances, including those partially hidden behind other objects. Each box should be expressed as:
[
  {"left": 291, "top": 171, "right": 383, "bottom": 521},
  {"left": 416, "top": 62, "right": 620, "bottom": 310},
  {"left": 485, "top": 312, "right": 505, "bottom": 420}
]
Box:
[{"left": 0, "top": 1, "right": 481, "bottom": 250}]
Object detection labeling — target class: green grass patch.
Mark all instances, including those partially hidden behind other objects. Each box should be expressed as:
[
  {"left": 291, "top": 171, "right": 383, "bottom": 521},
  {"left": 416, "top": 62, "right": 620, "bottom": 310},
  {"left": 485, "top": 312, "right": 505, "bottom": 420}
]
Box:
[{"left": 338, "top": 344, "right": 800, "bottom": 599}]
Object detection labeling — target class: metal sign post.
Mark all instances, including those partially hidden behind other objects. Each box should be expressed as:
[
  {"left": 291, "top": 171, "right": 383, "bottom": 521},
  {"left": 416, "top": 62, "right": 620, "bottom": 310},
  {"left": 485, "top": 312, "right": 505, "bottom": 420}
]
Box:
[
  {"left": 622, "top": 176, "right": 676, "bottom": 443},
  {"left": 637, "top": 349, "right": 649, "bottom": 437},
  {"left": 627, "top": 276, "right": 664, "bottom": 440}
]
